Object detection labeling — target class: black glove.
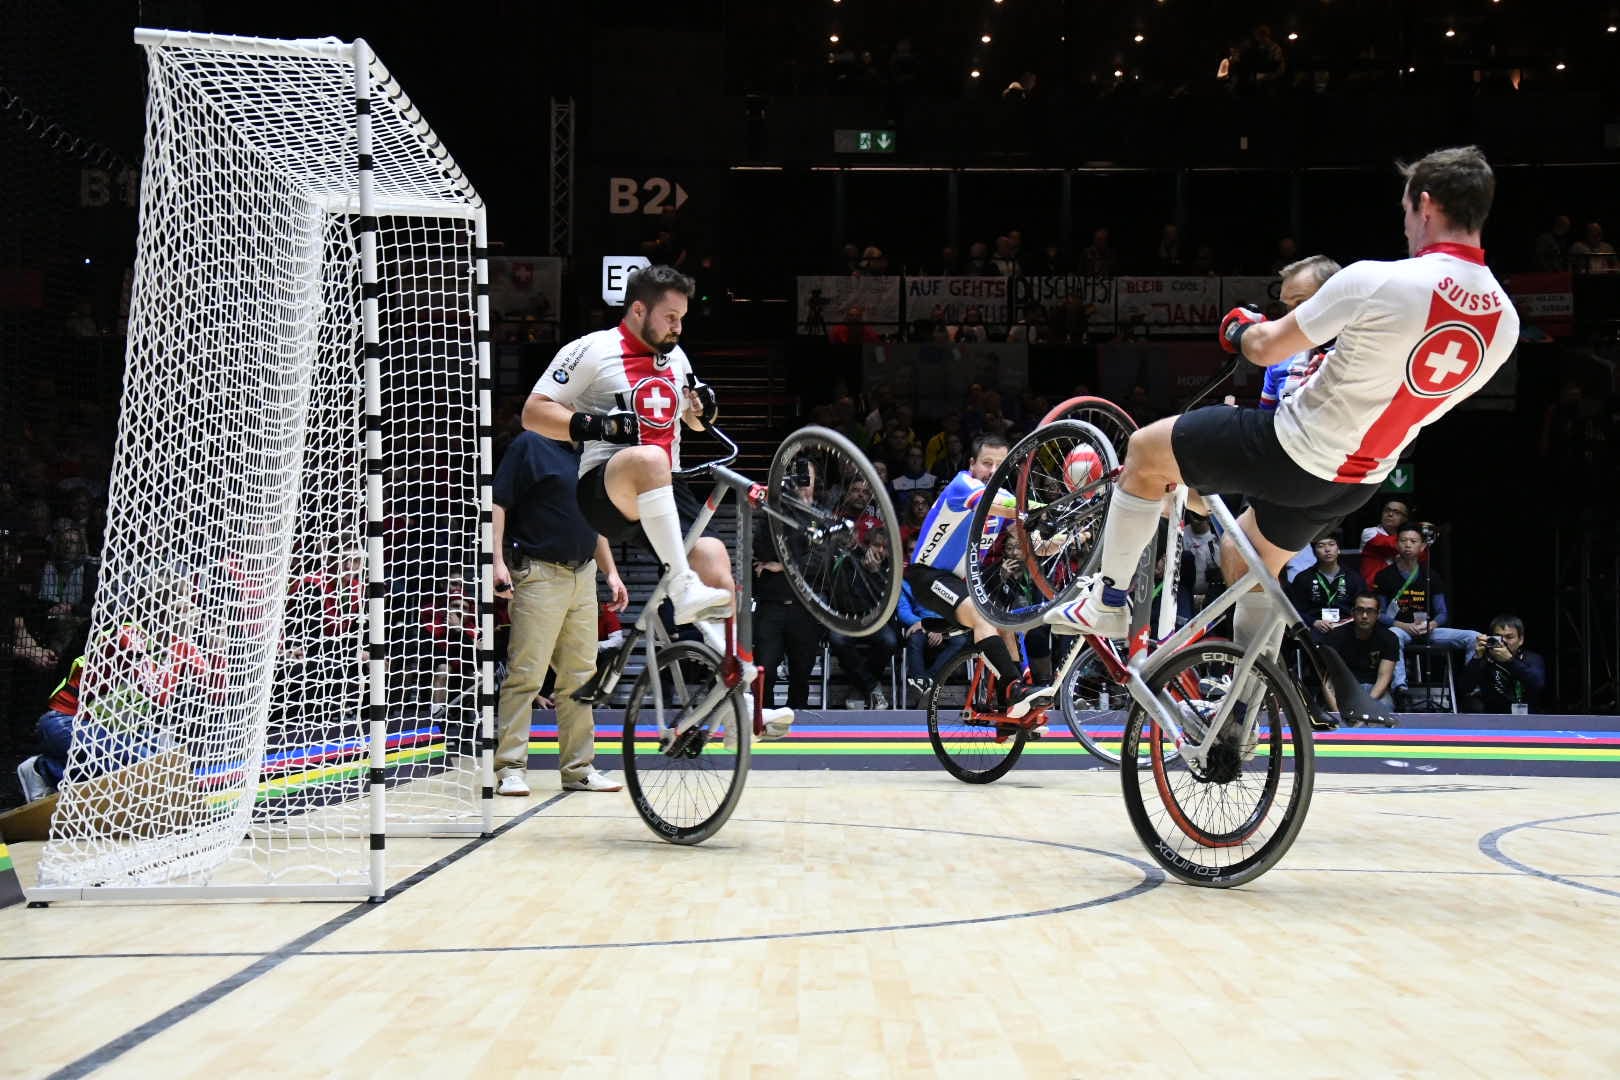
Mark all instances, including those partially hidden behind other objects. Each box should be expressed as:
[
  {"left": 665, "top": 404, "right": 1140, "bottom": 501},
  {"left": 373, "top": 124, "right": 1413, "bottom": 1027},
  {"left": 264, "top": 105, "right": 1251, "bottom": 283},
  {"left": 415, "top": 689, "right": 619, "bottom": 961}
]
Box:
[
  {"left": 569, "top": 409, "right": 639, "bottom": 445},
  {"left": 688, "top": 378, "right": 720, "bottom": 427}
]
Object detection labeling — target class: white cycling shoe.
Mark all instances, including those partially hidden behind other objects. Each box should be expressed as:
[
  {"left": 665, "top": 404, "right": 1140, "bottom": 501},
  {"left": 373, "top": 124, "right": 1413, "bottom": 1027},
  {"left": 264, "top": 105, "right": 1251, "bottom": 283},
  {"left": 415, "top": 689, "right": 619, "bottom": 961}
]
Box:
[
  {"left": 1043, "top": 578, "right": 1130, "bottom": 639},
  {"left": 669, "top": 568, "right": 733, "bottom": 625}
]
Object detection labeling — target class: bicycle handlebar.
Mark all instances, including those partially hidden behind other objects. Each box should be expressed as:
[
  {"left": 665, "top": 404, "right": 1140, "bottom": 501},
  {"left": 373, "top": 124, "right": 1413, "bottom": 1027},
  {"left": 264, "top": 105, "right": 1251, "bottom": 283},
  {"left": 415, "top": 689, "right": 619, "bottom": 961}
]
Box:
[{"left": 672, "top": 422, "right": 741, "bottom": 480}]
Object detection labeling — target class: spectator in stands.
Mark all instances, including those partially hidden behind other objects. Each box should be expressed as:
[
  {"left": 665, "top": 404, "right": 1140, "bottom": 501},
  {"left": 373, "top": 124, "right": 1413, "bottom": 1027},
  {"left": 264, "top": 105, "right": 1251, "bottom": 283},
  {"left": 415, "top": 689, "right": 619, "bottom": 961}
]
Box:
[
  {"left": 923, "top": 411, "right": 961, "bottom": 473},
  {"left": 931, "top": 246, "right": 961, "bottom": 276},
  {"left": 1008, "top": 303, "right": 1049, "bottom": 343},
  {"left": 1533, "top": 215, "right": 1572, "bottom": 272},
  {"left": 964, "top": 242, "right": 996, "bottom": 276},
  {"left": 991, "top": 236, "right": 1020, "bottom": 276},
  {"left": 1126, "top": 384, "right": 1162, "bottom": 427},
  {"left": 1359, "top": 497, "right": 1413, "bottom": 585},
  {"left": 899, "top": 491, "right": 931, "bottom": 557},
  {"left": 1080, "top": 227, "right": 1117, "bottom": 277},
  {"left": 1178, "top": 511, "right": 1223, "bottom": 617},
  {"left": 1375, "top": 525, "right": 1475, "bottom": 696},
  {"left": 1029, "top": 242, "right": 1070, "bottom": 275},
  {"left": 38, "top": 525, "right": 94, "bottom": 656},
  {"left": 424, "top": 573, "right": 479, "bottom": 717},
  {"left": 1321, "top": 591, "right": 1399, "bottom": 711},
  {"left": 1154, "top": 224, "right": 1183, "bottom": 272},
  {"left": 828, "top": 304, "right": 882, "bottom": 345},
  {"left": 753, "top": 489, "right": 823, "bottom": 711},
  {"left": 1269, "top": 236, "right": 1299, "bottom": 274},
  {"left": 1461, "top": 614, "right": 1546, "bottom": 714},
  {"left": 951, "top": 306, "right": 989, "bottom": 343},
  {"left": 836, "top": 242, "right": 862, "bottom": 275},
  {"left": 1247, "top": 24, "right": 1288, "bottom": 90},
  {"left": 491, "top": 431, "right": 628, "bottom": 796},
  {"left": 858, "top": 245, "right": 889, "bottom": 276},
  {"left": 2, "top": 534, "right": 58, "bottom": 683},
  {"left": 891, "top": 445, "right": 938, "bottom": 503},
  {"left": 1287, "top": 532, "right": 1366, "bottom": 642},
  {"left": 1568, "top": 221, "right": 1618, "bottom": 273},
  {"left": 874, "top": 423, "right": 916, "bottom": 476}
]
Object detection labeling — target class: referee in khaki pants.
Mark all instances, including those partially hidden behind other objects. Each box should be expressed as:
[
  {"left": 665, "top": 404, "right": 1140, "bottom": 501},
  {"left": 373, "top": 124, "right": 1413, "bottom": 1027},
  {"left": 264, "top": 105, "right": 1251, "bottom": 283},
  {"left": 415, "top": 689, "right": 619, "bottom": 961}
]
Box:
[{"left": 492, "top": 431, "right": 629, "bottom": 795}]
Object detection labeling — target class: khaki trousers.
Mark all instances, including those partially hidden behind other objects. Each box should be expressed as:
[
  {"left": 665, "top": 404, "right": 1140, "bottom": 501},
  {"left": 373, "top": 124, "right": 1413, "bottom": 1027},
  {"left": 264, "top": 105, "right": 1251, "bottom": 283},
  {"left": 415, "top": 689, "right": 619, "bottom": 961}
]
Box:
[{"left": 496, "top": 559, "right": 599, "bottom": 783}]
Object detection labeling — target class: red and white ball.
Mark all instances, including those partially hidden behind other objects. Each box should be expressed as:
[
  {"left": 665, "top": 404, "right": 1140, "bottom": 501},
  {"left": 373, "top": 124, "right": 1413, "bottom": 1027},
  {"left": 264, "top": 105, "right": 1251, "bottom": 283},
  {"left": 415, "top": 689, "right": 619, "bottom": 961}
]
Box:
[{"left": 1062, "top": 445, "right": 1104, "bottom": 491}]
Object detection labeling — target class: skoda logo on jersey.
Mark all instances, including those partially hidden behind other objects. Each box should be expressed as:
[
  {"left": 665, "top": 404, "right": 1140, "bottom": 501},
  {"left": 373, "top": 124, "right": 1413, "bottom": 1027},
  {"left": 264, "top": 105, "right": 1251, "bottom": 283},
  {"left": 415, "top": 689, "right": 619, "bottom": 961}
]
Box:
[
  {"left": 631, "top": 376, "right": 679, "bottom": 429},
  {"left": 1404, "top": 323, "right": 1486, "bottom": 399}
]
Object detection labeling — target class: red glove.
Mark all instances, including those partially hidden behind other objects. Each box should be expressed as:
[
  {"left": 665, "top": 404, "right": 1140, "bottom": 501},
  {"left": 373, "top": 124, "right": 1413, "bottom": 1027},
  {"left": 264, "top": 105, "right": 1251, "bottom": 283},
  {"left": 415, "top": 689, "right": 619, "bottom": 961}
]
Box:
[{"left": 1218, "top": 306, "right": 1266, "bottom": 355}]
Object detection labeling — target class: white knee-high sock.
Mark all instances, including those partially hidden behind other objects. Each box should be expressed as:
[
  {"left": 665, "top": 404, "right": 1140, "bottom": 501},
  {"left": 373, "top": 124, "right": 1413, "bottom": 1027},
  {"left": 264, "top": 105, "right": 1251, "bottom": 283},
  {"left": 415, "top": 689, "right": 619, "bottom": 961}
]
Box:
[
  {"left": 636, "top": 486, "right": 690, "bottom": 578},
  {"left": 1098, "top": 488, "right": 1164, "bottom": 592},
  {"left": 1233, "top": 588, "right": 1283, "bottom": 655}
]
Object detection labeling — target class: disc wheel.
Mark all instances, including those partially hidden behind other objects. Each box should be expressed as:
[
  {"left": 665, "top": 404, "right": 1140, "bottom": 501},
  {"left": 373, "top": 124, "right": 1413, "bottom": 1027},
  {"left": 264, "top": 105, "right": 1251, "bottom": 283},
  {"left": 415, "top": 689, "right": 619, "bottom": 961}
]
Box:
[
  {"left": 964, "top": 419, "right": 1119, "bottom": 631},
  {"left": 621, "top": 641, "right": 749, "bottom": 845},
  {"left": 925, "top": 648, "right": 1027, "bottom": 783},
  {"left": 1119, "top": 640, "right": 1315, "bottom": 887},
  {"left": 767, "top": 425, "right": 903, "bottom": 637}
]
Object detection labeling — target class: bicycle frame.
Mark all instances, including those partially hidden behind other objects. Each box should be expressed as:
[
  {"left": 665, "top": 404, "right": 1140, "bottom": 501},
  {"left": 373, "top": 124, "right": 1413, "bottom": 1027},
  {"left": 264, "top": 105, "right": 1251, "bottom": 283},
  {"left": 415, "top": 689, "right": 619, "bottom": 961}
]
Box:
[{"left": 580, "top": 431, "right": 803, "bottom": 742}]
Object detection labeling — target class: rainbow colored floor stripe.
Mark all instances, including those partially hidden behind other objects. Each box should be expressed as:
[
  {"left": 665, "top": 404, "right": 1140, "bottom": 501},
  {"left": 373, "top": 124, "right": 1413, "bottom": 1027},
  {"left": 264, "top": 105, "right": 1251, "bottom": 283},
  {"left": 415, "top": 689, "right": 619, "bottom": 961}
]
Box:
[
  {"left": 200, "top": 726, "right": 449, "bottom": 808},
  {"left": 525, "top": 711, "right": 1620, "bottom": 777}
]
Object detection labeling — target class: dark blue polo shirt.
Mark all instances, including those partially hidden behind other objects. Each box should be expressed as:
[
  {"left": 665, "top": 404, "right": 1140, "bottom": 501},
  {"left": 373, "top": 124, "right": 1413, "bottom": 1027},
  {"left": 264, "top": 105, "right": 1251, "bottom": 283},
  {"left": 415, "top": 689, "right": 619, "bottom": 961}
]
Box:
[{"left": 493, "top": 433, "right": 598, "bottom": 564}]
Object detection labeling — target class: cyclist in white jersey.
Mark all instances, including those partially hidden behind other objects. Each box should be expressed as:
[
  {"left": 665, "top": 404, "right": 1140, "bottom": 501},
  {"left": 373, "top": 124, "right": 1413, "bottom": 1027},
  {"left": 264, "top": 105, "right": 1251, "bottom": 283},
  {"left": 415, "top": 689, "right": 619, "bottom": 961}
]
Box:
[
  {"left": 905, "top": 434, "right": 1055, "bottom": 719},
  {"left": 523, "top": 265, "right": 733, "bottom": 626},
  {"left": 1049, "top": 145, "right": 1520, "bottom": 661}
]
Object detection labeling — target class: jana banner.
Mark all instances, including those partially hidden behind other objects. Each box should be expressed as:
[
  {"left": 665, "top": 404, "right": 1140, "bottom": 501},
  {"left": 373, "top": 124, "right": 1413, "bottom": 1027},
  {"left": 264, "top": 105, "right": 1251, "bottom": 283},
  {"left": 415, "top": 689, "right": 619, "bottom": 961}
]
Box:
[
  {"left": 903, "top": 276, "right": 1012, "bottom": 327},
  {"left": 797, "top": 275, "right": 903, "bottom": 335},
  {"left": 1115, "top": 276, "right": 1223, "bottom": 334},
  {"left": 1012, "top": 275, "right": 1117, "bottom": 331},
  {"left": 1506, "top": 271, "right": 1574, "bottom": 339}
]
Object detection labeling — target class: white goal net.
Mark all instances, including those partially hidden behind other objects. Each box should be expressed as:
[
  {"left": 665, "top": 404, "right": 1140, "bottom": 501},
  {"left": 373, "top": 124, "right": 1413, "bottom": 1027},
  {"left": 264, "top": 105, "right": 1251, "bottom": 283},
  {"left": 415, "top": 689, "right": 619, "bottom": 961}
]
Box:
[{"left": 34, "top": 31, "right": 494, "bottom": 901}]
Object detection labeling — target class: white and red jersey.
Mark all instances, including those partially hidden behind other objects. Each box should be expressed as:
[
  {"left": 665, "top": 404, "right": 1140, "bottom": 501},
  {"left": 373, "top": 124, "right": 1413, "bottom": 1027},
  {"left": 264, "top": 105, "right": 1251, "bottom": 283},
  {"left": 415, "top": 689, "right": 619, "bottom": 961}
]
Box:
[
  {"left": 1277, "top": 243, "right": 1519, "bottom": 484},
  {"left": 534, "top": 323, "right": 696, "bottom": 475}
]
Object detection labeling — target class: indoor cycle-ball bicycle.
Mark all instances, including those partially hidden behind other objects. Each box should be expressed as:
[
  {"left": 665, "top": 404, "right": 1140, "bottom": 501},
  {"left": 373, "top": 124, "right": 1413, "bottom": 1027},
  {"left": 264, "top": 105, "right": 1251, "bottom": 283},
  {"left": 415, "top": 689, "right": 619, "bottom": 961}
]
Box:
[{"left": 570, "top": 424, "right": 902, "bottom": 844}]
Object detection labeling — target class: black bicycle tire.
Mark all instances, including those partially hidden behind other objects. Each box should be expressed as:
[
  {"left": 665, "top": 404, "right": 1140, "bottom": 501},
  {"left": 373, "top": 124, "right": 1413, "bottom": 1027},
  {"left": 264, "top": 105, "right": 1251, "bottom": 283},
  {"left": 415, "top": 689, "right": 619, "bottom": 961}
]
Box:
[
  {"left": 925, "top": 648, "right": 1027, "bottom": 783},
  {"left": 964, "top": 419, "right": 1119, "bottom": 632},
  {"left": 767, "top": 425, "right": 903, "bottom": 637},
  {"left": 1056, "top": 645, "right": 1134, "bottom": 766},
  {"left": 1118, "top": 640, "right": 1315, "bottom": 887},
  {"left": 620, "top": 641, "right": 750, "bottom": 845}
]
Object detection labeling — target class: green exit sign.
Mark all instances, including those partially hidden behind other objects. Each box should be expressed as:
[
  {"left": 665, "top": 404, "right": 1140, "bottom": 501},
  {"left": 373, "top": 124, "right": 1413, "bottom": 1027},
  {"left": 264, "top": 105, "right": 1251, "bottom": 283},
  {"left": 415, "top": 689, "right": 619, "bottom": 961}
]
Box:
[
  {"left": 1383, "top": 463, "right": 1416, "bottom": 494},
  {"left": 834, "top": 128, "right": 897, "bottom": 154}
]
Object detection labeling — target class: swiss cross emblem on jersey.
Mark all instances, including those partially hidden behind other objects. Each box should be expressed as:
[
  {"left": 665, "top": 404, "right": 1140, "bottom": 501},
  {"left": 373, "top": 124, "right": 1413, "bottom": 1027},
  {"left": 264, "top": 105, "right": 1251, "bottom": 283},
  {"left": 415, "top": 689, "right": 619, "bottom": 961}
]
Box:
[
  {"left": 1404, "top": 323, "right": 1486, "bottom": 399},
  {"left": 631, "top": 376, "right": 680, "bottom": 429}
]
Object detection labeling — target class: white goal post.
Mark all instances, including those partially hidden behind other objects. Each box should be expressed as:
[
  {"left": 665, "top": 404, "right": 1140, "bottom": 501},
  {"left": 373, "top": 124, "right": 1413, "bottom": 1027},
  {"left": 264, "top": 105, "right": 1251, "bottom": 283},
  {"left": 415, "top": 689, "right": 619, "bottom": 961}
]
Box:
[{"left": 32, "top": 30, "right": 495, "bottom": 902}]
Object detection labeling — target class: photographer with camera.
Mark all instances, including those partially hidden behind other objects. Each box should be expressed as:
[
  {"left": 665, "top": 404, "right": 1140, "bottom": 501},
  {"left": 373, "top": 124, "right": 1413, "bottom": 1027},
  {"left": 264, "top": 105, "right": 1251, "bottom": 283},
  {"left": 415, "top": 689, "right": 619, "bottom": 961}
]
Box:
[{"left": 1461, "top": 615, "right": 1546, "bottom": 715}]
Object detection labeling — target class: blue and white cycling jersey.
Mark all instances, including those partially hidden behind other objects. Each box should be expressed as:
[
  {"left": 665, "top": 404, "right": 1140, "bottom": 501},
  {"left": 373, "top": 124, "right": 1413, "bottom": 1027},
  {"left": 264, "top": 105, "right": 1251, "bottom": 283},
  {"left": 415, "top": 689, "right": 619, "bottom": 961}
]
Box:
[
  {"left": 1258, "top": 346, "right": 1330, "bottom": 411},
  {"left": 911, "top": 470, "right": 1007, "bottom": 576}
]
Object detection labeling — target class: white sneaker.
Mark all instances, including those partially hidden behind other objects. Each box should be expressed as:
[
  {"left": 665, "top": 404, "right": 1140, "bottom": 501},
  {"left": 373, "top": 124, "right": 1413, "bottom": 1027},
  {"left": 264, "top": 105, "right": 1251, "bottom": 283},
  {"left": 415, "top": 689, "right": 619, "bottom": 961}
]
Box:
[
  {"left": 563, "top": 768, "right": 624, "bottom": 792},
  {"left": 16, "top": 755, "right": 53, "bottom": 802},
  {"left": 1043, "top": 578, "right": 1129, "bottom": 638},
  {"left": 844, "top": 695, "right": 864, "bottom": 710},
  {"left": 669, "top": 569, "right": 732, "bottom": 625},
  {"left": 496, "top": 772, "right": 531, "bottom": 797},
  {"left": 730, "top": 693, "right": 795, "bottom": 748}
]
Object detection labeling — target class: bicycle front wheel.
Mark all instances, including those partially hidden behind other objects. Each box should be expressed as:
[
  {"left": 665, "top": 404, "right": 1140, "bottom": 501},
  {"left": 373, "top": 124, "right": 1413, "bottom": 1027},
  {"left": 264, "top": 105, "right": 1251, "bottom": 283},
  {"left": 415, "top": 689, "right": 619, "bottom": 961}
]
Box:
[
  {"left": 965, "top": 419, "right": 1119, "bottom": 631},
  {"left": 925, "top": 648, "right": 1027, "bottom": 783},
  {"left": 621, "top": 641, "right": 750, "bottom": 845},
  {"left": 1055, "top": 643, "right": 1134, "bottom": 766},
  {"left": 1038, "top": 395, "right": 1137, "bottom": 464},
  {"left": 767, "top": 425, "right": 903, "bottom": 636},
  {"left": 1119, "top": 640, "right": 1314, "bottom": 887}
]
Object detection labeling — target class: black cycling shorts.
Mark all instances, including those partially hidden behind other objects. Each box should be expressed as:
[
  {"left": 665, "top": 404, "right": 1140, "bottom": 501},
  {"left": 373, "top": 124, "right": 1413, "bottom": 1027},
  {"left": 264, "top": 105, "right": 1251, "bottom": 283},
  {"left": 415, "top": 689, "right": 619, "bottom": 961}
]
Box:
[
  {"left": 577, "top": 462, "right": 706, "bottom": 552},
  {"left": 905, "top": 564, "right": 970, "bottom": 629},
  {"left": 1171, "top": 406, "right": 1379, "bottom": 552}
]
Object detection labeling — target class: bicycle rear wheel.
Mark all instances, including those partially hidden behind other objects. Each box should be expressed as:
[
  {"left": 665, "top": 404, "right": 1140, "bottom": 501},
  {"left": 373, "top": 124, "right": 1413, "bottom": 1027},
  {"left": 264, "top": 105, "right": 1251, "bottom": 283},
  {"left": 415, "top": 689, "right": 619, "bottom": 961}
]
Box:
[
  {"left": 926, "top": 648, "right": 1027, "bottom": 783},
  {"left": 1038, "top": 395, "right": 1137, "bottom": 463},
  {"left": 768, "top": 425, "right": 903, "bottom": 637},
  {"left": 621, "top": 641, "right": 749, "bottom": 845},
  {"left": 1119, "top": 640, "right": 1314, "bottom": 887},
  {"left": 965, "top": 419, "right": 1119, "bottom": 631}
]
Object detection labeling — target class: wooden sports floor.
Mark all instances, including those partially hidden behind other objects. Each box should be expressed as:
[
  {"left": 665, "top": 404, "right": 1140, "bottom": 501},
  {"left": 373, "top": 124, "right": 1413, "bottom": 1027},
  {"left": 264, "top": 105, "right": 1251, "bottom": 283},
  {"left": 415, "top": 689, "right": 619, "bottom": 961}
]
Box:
[{"left": 2, "top": 768, "right": 1616, "bottom": 1078}]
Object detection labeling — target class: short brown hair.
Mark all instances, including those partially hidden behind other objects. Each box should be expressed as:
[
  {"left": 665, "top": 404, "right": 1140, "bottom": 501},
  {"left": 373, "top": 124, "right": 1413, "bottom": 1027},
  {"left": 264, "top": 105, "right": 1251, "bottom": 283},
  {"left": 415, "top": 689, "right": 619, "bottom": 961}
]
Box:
[
  {"left": 1398, "top": 145, "right": 1496, "bottom": 233},
  {"left": 624, "top": 264, "right": 695, "bottom": 314},
  {"left": 1279, "top": 254, "right": 1341, "bottom": 288}
]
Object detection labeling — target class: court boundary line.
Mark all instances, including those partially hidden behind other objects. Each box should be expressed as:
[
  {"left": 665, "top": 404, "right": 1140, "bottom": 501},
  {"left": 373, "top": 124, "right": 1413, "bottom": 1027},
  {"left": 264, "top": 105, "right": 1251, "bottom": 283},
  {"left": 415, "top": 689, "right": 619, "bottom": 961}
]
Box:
[
  {"left": 1477, "top": 811, "right": 1620, "bottom": 902},
  {"left": 40, "top": 791, "right": 574, "bottom": 1080}
]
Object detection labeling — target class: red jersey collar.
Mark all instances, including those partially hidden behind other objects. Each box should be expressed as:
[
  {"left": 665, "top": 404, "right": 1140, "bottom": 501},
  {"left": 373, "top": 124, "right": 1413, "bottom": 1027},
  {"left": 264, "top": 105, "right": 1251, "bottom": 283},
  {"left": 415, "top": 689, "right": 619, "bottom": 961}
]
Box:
[
  {"left": 618, "top": 320, "right": 655, "bottom": 357},
  {"left": 1416, "top": 242, "right": 1485, "bottom": 264}
]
